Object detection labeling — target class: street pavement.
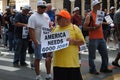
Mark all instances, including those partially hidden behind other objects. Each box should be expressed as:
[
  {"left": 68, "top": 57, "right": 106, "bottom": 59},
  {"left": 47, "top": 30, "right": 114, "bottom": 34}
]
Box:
[{"left": 0, "top": 43, "right": 120, "bottom": 80}]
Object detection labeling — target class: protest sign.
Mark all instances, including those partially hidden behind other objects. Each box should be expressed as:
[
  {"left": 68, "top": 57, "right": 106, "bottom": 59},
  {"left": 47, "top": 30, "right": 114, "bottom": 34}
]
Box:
[
  {"left": 41, "top": 31, "right": 69, "bottom": 53},
  {"left": 105, "top": 15, "right": 113, "bottom": 24},
  {"left": 40, "top": 26, "right": 51, "bottom": 42},
  {"left": 96, "top": 10, "right": 104, "bottom": 25},
  {"left": 22, "top": 27, "right": 28, "bottom": 39}
]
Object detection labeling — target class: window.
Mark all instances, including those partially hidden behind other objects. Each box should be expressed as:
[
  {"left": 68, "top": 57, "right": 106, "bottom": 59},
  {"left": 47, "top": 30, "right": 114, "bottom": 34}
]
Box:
[
  {"left": 85, "top": 0, "right": 91, "bottom": 10},
  {"left": 75, "top": 0, "right": 81, "bottom": 15},
  {"left": 102, "top": 0, "right": 107, "bottom": 9},
  {"left": 63, "top": 0, "right": 71, "bottom": 12},
  {"left": 110, "top": 0, "right": 114, "bottom": 7}
]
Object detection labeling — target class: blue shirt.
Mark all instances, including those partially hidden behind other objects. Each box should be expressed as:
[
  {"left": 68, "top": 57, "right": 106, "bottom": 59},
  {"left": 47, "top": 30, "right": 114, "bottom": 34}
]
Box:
[
  {"left": 15, "top": 13, "right": 29, "bottom": 39},
  {"left": 46, "top": 10, "right": 55, "bottom": 22}
]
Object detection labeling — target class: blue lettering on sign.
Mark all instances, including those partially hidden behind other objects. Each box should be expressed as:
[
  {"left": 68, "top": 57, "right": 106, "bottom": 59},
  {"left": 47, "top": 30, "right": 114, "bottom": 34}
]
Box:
[
  {"left": 42, "top": 46, "right": 56, "bottom": 53},
  {"left": 57, "top": 43, "right": 68, "bottom": 50}
]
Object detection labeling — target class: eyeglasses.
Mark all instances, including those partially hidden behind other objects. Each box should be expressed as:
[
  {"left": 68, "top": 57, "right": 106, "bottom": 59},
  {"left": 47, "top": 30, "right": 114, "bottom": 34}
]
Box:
[{"left": 38, "top": 6, "right": 46, "bottom": 9}]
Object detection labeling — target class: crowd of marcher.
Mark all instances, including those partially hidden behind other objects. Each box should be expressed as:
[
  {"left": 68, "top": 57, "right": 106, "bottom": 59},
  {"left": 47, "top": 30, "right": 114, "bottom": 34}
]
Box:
[{"left": 0, "top": 0, "right": 120, "bottom": 80}]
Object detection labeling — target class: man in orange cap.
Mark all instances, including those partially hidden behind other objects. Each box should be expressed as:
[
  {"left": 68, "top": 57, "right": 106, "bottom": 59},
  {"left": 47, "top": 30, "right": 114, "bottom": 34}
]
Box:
[{"left": 52, "top": 9, "right": 85, "bottom": 80}]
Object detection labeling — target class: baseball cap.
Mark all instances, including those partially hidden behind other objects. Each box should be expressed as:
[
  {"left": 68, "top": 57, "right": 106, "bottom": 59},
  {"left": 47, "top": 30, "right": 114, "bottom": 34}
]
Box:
[
  {"left": 52, "top": 7, "right": 57, "bottom": 11},
  {"left": 57, "top": 10, "right": 71, "bottom": 19},
  {"left": 110, "top": 6, "right": 115, "bottom": 10},
  {"left": 91, "top": 0, "right": 102, "bottom": 7},
  {"left": 37, "top": 0, "right": 47, "bottom": 7},
  {"left": 22, "top": 5, "right": 31, "bottom": 10},
  {"left": 73, "top": 7, "right": 79, "bottom": 12},
  {"left": 29, "top": 11, "right": 33, "bottom": 14}
]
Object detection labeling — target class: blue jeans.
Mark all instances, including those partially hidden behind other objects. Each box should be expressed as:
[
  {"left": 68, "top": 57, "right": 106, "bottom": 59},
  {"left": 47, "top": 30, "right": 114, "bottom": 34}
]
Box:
[
  {"left": 88, "top": 39, "right": 108, "bottom": 72},
  {"left": 13, "top": 38, "right": 28, "bottom": 64},
  {"left": 3, "top": 27, "right": 8, "bottom": 46},
  {"left": 8, "top": 32, "right": 14, "bottom": 51},
  {"left": 32, "top": 44, "right": 42, "bottom": 60}
]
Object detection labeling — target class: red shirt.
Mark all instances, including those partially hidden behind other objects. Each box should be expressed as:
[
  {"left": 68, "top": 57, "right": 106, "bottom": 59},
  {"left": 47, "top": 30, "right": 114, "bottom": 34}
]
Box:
[
  {"left": 71, "top": 14, "right": 82, "bottom": 26},
  {"left": 89, "top": 11, "right": 104, "bottom": 39}
]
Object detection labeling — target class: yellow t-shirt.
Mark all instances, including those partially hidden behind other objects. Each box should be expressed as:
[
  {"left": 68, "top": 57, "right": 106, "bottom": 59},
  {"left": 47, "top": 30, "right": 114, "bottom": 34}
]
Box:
[{"left": 53, "top": 23, "right": 85, "bottom": 68}]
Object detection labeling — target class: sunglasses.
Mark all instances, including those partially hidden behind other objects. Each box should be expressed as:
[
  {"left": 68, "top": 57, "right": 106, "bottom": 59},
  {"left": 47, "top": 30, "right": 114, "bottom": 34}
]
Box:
[{"left": 38, "top": 6, "right": 46, "bottom": 9}]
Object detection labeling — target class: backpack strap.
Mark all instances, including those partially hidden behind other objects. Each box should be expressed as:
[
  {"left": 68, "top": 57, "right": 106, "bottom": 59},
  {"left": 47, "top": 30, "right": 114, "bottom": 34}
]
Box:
[{"left": 88, "top": 12, "right": 93, "bottom": 27}]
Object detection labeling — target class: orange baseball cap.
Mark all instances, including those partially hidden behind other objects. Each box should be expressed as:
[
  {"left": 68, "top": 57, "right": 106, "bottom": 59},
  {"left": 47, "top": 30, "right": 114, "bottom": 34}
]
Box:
[{"left": 57, "top": 10, "right": 71, "bottom": 19}]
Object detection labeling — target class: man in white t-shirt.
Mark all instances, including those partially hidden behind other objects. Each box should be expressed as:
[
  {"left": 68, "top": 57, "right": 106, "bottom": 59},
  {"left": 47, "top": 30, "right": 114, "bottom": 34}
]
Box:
[{"left": 28, "top": 0, "right": 52, "bottom": 80}]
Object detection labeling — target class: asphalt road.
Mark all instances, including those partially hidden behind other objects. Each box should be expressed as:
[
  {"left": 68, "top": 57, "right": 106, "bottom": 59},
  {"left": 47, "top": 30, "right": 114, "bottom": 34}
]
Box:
[{"left": 0, "top": 44, "right": 120, "bottom": 80}]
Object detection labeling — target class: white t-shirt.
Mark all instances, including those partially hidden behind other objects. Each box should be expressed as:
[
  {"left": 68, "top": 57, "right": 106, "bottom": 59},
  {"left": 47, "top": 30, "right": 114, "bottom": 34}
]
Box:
[{"left": 28, "top": 12, "right": 50, "bottom": 44}]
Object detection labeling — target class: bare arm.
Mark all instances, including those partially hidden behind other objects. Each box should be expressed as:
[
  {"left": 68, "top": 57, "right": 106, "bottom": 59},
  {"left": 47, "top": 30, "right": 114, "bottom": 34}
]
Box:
[
  {"left": 15, "top": 22, "right": 27, "bottom": 27},
  {"left": 29, "top": 28, "right": 38, "bottom": 48},
  {"left": 102, "top": 22, "right": 108, "bottom": 25},
  {"left": 83, "top": 15, "right": 101, "bottom": 31},
  {"left": 67, "top": 38, "right": 85, "bottom": 46}
]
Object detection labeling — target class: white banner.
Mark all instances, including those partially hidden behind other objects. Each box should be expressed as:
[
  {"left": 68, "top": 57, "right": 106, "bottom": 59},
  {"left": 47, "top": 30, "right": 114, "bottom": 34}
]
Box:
[
  {"left": 105, "top": 15, "right": 113, "bottom": 24},
  {"left": 22, "top": 27, "right": 29, "bottom": 39},
  {"left": 96, "top": 10, "right": 104, "bottom": 25},
  {"left": 40, "top": 26, "right": 51, "bottom": 43},
  {"left": 41, "top": 31, "right": 69, "bottom": 53}
]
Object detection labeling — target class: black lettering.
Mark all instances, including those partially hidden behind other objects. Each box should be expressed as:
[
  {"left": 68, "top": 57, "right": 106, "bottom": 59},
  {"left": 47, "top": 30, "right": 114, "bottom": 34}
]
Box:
[
  {"left": 56, "top": 39, "right": 63, "bottom": 44},
  {"left": 45, "top": 35, "right": 48, "bottom": 40},
  {"left": 45, "top": 32, "right": 67, "bottom": 40},
  {"left": 98, "top": 15, "right": 104, "bottom": 17},
  {"left": 48, "top": 40, "right": 54, "bottom": 45},
  {"left": 57, "top": 43, "right": 68, "bottom": 50},
  {"left": 48, "top": 39, "right": 63, "bottom": 46},
  {"left": 42, "top": 46, "right": 56, "bottom": 53},
  {"left": 63, "top": 32, "right": 66, "bottom": 37},
  {"left": 98, "top": 18, "right": 102, "bottom": 21}
]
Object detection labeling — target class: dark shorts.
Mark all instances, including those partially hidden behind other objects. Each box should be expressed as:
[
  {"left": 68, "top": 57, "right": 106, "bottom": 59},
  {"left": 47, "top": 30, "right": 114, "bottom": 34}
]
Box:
[
  {"left": 28, "top": 41, "right": 34, "bottom": 54},
  {"left": 42, "top": 52, "right": 53, "bottom": 58},
  {"left": 103, "top": 30, "right": 110, "bottom": 41},
  {"left": 53, "top": 67, "right": 83, "bottom": 80}
]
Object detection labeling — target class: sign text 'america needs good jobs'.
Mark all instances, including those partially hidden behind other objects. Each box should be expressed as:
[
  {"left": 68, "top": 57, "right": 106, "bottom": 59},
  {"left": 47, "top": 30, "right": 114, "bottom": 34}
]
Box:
[{"left": 41, "top": 31, "right": 69, "bottom": 53}]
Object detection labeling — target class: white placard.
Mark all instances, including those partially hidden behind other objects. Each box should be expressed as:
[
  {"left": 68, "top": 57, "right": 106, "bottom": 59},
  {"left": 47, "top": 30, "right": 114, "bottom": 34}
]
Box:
[
  {"left": 105, "top": 15, "right": 113, "bottom": 24},
  {"left": 41, "top": 26, "right": 51, "bottom": 34},
  {"left": 22, "top": 27, "right": 28, "bottom": 39},
  {"left": 96, "top": 10, "right": 104, "bottom": 25},
  {"left": 40, "top": 26, "right": 51, "bottom": 43},
  {"left": 41, "top": 31, "right": 69, "bottom": 53}
]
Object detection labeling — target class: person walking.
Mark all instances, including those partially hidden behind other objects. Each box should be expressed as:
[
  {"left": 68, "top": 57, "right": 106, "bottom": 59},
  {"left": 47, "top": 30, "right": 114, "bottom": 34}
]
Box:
[
  {"left": 13, "top": 5, "right": 31, "bottom": 67},
  {"left": 109, "top": 6, "right": 118, "bottom": 50},
  {"left": 2, "top": 6, "right": 12, "bottom": 48},
  {"left": 112, "top": 4, "right": 120, "bottom": 68},
  {"left": 71, "top": 7, "right": 82, "bottom": 29},
  {"left": 102, "top": 8, "right": 110, "bottom": 41},
  {"left": 28, "top": 0, "right": 52, "bottom": 80},
  {"left": 53, "top": 9, "right": 85, "bottom": 80},
  {"left": 83, "top": 0, "right": 112, "bottom": 75}
]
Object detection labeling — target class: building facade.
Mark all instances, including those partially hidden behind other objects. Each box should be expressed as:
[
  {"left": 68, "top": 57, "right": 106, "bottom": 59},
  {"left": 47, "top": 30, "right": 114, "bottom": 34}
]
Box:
[{"left": 0, "top": 0, "right": 120, "bottom": 16}]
